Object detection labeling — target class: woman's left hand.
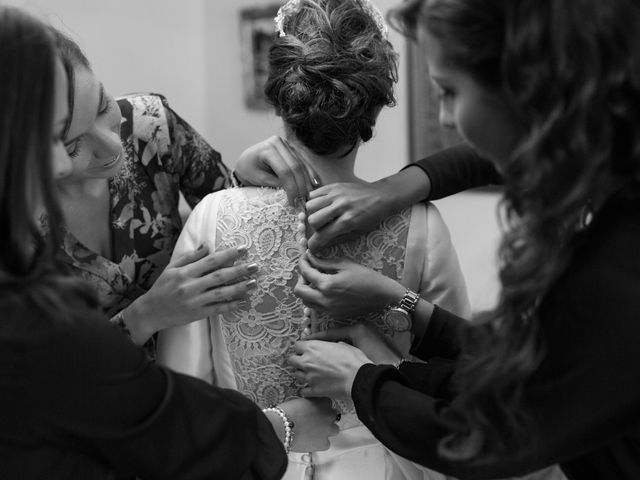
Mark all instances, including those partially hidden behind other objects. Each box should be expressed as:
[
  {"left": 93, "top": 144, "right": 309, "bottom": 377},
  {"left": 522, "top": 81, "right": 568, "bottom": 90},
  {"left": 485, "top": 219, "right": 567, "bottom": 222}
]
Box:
[
  {"left": 305, "top": 323, "right": 403, "bottom": 365},
  {"left": 288, "top": 340, "right": 372, "bottom": 399},
  {"left": 295, "top": 251, "right": 406, "bottom": 319}
]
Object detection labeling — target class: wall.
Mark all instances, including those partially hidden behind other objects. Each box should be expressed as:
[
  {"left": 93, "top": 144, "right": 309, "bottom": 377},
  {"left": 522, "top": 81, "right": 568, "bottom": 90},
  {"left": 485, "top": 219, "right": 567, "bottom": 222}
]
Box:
[
  {"left": 8, "top": 0, "right": 501, "bottom": 313},
  {"left": 9, "top": 0, "right": 408, "bottom": 179}
]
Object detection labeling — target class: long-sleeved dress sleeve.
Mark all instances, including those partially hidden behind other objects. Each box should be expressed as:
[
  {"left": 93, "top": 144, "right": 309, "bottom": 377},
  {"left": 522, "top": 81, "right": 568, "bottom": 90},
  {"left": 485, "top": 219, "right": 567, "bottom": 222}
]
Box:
[
  {"left": 0, "top": 292, "right": 286, "bottom": 480},
  {"left": 409, "top": 144, "right": 502, "bottom": 201}
]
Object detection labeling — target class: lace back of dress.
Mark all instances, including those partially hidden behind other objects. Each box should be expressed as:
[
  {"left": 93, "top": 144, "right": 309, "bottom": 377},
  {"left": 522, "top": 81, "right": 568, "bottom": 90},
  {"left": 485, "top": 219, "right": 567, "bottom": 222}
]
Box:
[{"left": 214, "top": 187, "right": 411, "bottom": 415}]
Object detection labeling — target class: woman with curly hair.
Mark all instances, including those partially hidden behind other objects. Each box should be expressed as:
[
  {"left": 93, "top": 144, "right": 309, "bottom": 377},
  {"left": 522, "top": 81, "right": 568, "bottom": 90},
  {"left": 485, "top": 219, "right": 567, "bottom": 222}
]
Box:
[
  {"left": 289, "top": 0, "right": 640, "bottom": 479},
  {"left": 158, "top": 0, "right": 471, "bottom": 478}
]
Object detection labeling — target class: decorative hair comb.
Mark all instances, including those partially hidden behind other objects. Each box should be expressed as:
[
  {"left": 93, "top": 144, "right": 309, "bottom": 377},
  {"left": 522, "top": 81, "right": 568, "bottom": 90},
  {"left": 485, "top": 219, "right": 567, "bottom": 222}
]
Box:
[{"left": 274, "top": 0, "right": 388, "bottom": 38}]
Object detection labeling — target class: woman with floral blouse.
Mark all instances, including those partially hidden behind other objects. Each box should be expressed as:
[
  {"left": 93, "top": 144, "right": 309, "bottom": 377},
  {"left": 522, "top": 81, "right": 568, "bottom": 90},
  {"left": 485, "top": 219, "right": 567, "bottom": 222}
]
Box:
[{"left": 51, "top": 29, "right": 316, "bottom": 356}]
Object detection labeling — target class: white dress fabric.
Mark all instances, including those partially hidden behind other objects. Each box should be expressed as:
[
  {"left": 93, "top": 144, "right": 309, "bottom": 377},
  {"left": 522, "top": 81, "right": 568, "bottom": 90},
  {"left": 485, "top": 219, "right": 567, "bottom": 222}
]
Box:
[{"left": 158, "top": 186, "right": 470, "bottom": 480}]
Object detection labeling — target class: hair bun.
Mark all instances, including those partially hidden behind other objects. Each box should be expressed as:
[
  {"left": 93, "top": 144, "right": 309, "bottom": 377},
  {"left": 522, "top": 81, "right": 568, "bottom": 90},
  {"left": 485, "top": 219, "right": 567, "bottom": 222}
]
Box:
[{"left": 265, "top": 0, "right": 398, "bottom": 156}]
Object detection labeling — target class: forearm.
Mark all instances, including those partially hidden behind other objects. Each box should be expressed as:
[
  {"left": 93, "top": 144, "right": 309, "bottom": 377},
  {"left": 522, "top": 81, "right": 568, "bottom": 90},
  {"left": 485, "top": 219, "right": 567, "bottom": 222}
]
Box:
[
  {"left": 411, "top": 144, "right": 501, "bottom": 200},
  {"left": 410, "top": 304, "right": 467, "bottom": 361},
  {"left": 373, "top": 165, "right": 431, "bottom": 212},
  {"left": 110, "top": 297, "right": 157, "bottom": 346},
  {"left": 351, "top": 364, "right": 533, "bottom": 479}
]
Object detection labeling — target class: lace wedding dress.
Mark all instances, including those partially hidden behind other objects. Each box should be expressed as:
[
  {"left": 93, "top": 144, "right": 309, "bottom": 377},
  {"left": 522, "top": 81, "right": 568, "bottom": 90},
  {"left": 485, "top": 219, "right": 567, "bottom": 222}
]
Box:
[{"left": 158, "top": 186, "right": 471, "bottom": 480}]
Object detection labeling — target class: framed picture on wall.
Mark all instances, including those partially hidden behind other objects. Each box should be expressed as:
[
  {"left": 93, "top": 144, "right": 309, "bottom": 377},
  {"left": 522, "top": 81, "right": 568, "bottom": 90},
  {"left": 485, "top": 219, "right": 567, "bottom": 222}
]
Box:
[
  {"left": 239, "top": 4, "right": 281, "bottom": 110},
  {"left": 407, "top": 42, "right": 462, "bottom": 160}
]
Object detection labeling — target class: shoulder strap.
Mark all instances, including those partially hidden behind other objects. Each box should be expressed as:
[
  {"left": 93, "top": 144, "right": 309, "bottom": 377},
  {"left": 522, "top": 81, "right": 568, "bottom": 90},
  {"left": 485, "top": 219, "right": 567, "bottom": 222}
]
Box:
[{"left": 402, "top": 203, "right": 428, "bottom": 291}]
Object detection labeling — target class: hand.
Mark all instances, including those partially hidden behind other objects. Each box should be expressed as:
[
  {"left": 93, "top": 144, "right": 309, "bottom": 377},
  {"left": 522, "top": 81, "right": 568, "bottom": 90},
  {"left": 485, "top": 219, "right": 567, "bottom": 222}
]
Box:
[
  {"left": 288, "top": 340, "right": 372, "bottom": 398},
  {"left": 305, "top": 167, "right": 430, "bottom": 252},
  {"left": 294, "top": 251, "right": 406, "bottom": 319},
  {"left": 235, "top": 135, "right": 320, "bottom": 206},
  {"left": 306, "top": 323, "right": 403, "bottom": 365},
  {"left": 277, "top": 397, "right": 340, "bottom": 452},
  {"left": 125, "top": 244, "right": 257, "bottom": 344}
]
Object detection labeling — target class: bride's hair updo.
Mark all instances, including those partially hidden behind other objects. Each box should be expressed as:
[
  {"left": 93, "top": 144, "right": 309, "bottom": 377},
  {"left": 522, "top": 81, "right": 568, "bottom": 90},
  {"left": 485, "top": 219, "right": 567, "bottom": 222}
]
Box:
[{"left": 265, "top": 0, "right": 398, "bottom": 156}]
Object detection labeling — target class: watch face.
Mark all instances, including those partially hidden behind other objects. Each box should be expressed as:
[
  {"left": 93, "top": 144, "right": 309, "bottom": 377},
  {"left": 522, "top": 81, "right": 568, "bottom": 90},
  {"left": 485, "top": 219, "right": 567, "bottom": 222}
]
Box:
[{"left": 385, "top": 308, "right": 411, "bottom": 332}]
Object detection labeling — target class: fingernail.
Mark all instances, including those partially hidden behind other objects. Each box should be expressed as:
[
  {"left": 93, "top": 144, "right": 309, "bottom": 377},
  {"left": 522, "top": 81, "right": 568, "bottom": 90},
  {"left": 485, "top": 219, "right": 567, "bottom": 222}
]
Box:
[
  {"left": 247, "top": 263, "right": 259, "bottom": 273},
  {"left": 246, "top": 279, "right": 258, "bottom": 289},
  {"left": 311, "top": 177, "right": 320, "bottom": 188},
  {"left": 197, "top": 243, "right": 206, "bottom": 251},
  {"left": 237, "top": 245, "right": 248, "bottom": 256}
]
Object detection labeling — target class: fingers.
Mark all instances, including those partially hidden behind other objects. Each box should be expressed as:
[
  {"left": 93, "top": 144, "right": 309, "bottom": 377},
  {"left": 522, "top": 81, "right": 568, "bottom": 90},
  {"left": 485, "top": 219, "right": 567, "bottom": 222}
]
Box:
[
  {"left": 297, "top": 254, "right": 327, "bottom": 286},
  {"left": 307, "top": 226, "right": 357, "bottom": 253},
  {"left": 305, "top": 326, "right": 354, "bottom": 343},
  {"left": 306, "top": 198, "right": 344, "bottom": 232},
  {"left": 196, "top": 277, "right": 257, "bottom": 305},
  {"left": 304, "top": 193, "right": 334, "bottom": 217},
  {"left": 265, "top": 137, "right": 315, "bottom": 206},
  {"left": 282, "top": 138, "right": 322, "bottom": 199},
  {"left": 188, "top": 245, "right": 248, "bottom": 277},
  {"left": 304, "top": 251, "right": 345, "bottom": 272},
  {"left": 200, "top": 261, "right": 258, "bottom": 290},
  {"left": 292, "top": 340, "right": 308, "bottom": 356},
  {"left": 294, "top": 278, "right": 327, "bottom": 312},
  {"left": 170, "top": 242, "right": 210, "bottom": 268}
]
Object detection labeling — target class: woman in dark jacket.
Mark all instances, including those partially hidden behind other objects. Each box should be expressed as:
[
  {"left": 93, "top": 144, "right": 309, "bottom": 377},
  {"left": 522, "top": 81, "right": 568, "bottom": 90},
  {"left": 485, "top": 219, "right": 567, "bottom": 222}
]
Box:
[{"left": 289, "top": 0, "right": 640, "bottom": 479}]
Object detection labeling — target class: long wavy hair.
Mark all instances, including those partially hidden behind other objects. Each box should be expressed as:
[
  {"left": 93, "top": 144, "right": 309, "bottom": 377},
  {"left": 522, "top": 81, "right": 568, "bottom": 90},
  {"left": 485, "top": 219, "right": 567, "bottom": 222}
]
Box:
[
  {"left": 390, "top": 0, "right": 640, "bottom": 462},
  {"left": 0, "top": 7, "right": 97, "bottom": 315},
  {"left": 265, "top": 0, "right": 398, "bottom": 156}
]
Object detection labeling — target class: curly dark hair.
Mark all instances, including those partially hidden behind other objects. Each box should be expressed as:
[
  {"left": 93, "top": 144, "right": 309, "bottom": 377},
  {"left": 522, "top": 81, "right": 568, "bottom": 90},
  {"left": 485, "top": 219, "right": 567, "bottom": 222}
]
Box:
[
  {"left": 265, "top": 0, "right": 398, "bottom": 156},
  {"left": 390, "top": 0, "right": 640, "bottom": 463}
]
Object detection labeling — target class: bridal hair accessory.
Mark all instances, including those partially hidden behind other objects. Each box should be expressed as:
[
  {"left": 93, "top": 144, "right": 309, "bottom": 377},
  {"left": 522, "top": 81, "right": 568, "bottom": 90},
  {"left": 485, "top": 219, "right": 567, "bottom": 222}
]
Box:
[{"left": 274, "top": 0, "right": 388, "bottom": 38}]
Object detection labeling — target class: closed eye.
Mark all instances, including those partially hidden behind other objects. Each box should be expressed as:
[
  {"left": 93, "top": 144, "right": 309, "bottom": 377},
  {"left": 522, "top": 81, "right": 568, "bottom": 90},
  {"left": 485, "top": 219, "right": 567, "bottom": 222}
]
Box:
[{"left": 66, "top": 136, "right": 83, "bottom": 158}]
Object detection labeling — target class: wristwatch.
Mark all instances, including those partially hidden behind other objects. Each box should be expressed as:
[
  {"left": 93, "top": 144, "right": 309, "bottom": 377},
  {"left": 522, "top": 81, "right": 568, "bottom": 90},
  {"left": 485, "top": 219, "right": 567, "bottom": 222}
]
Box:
[{"left": 383, "top": 289, "right": 420, "bottom": 332}]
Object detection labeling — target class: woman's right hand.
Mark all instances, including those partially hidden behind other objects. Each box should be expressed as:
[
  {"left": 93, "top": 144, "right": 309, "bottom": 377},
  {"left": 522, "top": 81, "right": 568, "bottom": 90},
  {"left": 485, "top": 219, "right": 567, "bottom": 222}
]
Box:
[
  {"left": 278, "top": 397, "right": 340, "bottom": 452},
  {"left": 294, "top": 251, "right": 406, "bottom": 319},
  {"left": 304, "top": 166, "right": 430, "bottom": 252},
  {"left": 125, "top": 244, "right": 257, "bottom": 344},
  {"left": 234, "top": 135, "right": 320, "bottom": 206}
]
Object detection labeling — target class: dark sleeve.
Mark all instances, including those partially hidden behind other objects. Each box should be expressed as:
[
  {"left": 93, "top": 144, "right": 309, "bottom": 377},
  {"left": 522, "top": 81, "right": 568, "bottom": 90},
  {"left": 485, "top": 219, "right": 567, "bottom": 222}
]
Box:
[
  {"left": 353, "top": 204, "right": 640, "bottom": 479},
  {"left": 410, "top": 305, "right": 468, "bottom": 361},
  {"left": 27, "top": 308, "right": 286, "bottom": 480},
  {"left": 352, "top": 364, "right": 480, "bottom": 476},
  {"left": 407, "top": 144, "right": 502, "bottom": 200},
  {"left": 351, "top": 364, "right": 538, "bottom": 479},
  {"left": 161, "top": 95, "right": 231, "bottom": 207}
]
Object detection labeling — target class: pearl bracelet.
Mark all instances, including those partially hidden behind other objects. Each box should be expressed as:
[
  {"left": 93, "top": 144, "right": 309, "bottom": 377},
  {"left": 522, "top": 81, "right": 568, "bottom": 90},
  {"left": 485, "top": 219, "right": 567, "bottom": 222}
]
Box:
[{"left": 263, "top": 406, "right": 295, "bottom": 453}]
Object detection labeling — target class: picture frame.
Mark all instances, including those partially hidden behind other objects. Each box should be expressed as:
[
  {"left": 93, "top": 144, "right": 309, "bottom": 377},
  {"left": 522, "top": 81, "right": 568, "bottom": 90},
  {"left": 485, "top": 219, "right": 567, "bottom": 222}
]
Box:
[{"left": 239, "top": 4, "right": 281, "bottom": 110}]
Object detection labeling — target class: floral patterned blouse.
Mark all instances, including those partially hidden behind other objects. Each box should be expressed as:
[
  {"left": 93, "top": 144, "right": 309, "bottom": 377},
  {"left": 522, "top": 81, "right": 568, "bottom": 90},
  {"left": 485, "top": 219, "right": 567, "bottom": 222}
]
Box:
[{"left": 57, "top": 93, "right": 230, "bottom": 321}]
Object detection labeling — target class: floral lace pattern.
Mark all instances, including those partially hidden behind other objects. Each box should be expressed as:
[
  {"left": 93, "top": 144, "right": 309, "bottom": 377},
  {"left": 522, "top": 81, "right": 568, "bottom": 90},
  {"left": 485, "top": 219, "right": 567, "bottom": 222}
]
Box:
[{"left": 214, "top": 187, "right": 410, "bottom": 414}]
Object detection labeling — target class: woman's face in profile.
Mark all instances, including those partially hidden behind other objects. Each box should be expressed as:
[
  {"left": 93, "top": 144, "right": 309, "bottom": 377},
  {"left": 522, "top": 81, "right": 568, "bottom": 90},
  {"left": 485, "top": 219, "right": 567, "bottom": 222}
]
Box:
[
  {"left": 61, "top": 66, "right": 124, "bottom": 181},
  {"left": 420, "top": 26, "right": 524, "bottom": 169}
]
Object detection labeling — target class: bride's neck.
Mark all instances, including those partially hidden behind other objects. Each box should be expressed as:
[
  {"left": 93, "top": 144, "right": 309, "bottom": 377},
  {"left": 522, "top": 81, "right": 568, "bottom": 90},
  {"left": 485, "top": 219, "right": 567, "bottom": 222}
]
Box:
[{"left": 285, "top": 135, "right": 362, "bottom": 186}]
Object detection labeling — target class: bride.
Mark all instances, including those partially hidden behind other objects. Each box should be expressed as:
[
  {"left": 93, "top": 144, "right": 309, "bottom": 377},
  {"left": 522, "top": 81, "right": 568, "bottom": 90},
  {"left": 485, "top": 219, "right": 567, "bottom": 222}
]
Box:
[{"left": 158, "top": 0, "right": 469, "bottom": 478}]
